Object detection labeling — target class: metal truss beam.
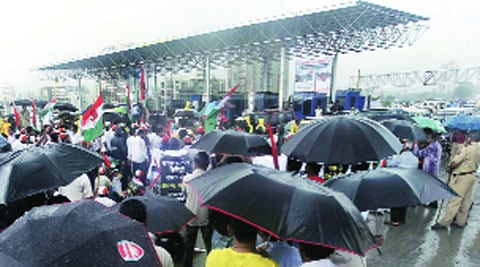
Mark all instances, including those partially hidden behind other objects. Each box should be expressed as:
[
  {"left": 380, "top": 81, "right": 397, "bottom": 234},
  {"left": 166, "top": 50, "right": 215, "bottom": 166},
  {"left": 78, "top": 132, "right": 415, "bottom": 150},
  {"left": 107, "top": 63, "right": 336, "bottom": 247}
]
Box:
[
  {"left": 40, "top": 1, "right": 429, "bottom": 80},
  {"left": 350, "top": 66, "right": 480, "bottom": 88}
]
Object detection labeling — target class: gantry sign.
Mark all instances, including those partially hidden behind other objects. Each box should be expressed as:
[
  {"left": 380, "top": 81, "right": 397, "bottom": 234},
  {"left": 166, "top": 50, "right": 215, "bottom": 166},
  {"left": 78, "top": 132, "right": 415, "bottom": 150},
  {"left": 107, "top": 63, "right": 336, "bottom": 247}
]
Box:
[{"left": 40, "top": 1, "right": 428, "bottom": 99}]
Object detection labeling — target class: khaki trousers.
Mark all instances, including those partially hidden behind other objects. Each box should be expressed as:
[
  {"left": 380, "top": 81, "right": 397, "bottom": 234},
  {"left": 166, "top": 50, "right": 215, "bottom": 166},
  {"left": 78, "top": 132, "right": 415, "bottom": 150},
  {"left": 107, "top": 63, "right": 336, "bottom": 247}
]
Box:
[{"left": 439, "top": 174, "right": 476, "bottom": 226}]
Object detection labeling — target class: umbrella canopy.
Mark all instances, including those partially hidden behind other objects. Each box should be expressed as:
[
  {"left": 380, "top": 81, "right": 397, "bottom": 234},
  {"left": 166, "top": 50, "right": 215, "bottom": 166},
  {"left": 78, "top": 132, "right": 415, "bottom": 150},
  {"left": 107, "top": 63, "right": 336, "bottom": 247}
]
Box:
[
  {"left": 173, "top": 110, "right": 201, "bottom": 118},
  {"left": 0, "top": 143, "right": 103, "bottom": 204},
  {"left": 10, "top": 99, "right": 31, "bottom": 106},
  {"left": 188, "top": 163, "right": 376, "bottom": 255},
  {"left": 365, "top": 113, "right": 416, "bottom": 123},
  {"left": 281, "top": 116, "right": 402, "bottom": 164},
  {"left": 0, "top": 252, "right": 24, "bottom": 267},
  {"left": 324, "top": 167, "right": 458, "bottom": 211},
  {"left": 34, "top": 100, "right": 48, "bottom": 109},
  {"left": 444, "top": 115, "right": 480, "bottom": 131},
  {"left": 0, "top": 201, "right": 160, "bottom": 266},
  {"left": 191, "top": 130, "right": 272, "bottom": 156},
  {"left": 53, "top": 102, "right": 78, "bottom": 112},
  {"left": 114, "top": 194, "right": 195, "bottom": 234},
  {"left": 412, "top": 117, "right": 446, "bottom": 133},
  {"left": 381, "top": 119, "right": 427, "bottom": 142}
]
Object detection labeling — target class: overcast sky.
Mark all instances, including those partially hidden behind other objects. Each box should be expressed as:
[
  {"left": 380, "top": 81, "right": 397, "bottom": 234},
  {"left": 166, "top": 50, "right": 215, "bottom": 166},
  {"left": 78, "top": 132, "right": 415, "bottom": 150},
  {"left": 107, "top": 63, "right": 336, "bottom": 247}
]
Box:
[{"left": 1, "top": 0, "right": 479, "bottom": 91}]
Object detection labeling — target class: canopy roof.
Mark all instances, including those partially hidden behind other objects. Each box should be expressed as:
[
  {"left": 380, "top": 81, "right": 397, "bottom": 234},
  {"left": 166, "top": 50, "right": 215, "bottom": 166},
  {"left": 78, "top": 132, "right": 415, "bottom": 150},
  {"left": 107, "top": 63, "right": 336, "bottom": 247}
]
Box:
[{"left": 40, "top": 1, "right": 428, "bottom": 78}]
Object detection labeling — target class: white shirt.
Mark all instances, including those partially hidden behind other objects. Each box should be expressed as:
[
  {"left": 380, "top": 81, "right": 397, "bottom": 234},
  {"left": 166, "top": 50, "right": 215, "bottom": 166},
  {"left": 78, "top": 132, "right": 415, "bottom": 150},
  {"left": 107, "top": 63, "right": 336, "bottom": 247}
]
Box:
[
  {"left": 70, "top": 131, "right": 83, "bottom": 145},
  {"left": 149, "top": 233, "right": 174, "bottom": 267},
  {"left": 183, "top": 168, "right": 208, "bottom": 226},
  {"left": 301, "top": 258, "right": 337, "bottom": 267},
  {"left": 58, "top": 174, "right": 93, "bottom": 201},
  {"left": 11, "top": 140, "right": 28, "bottom": 151},
  {"left": 147, "top": 132, "right": 161, "bottom": 150},
  {"left": 128, "top": 135, "right": 147, "bottom": 163}
]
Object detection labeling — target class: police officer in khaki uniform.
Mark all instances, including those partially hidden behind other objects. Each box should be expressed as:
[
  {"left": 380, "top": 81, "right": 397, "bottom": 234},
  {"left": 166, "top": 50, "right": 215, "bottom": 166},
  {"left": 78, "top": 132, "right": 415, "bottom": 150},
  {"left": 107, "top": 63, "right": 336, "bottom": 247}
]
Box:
[{"left": 432, "top": 133, "right": 480, "bottom": 229}]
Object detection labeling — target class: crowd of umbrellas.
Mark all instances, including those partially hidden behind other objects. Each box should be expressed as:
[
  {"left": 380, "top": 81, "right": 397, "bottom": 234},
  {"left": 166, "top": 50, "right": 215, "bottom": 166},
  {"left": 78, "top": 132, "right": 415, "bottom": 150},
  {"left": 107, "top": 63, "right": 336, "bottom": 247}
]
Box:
[{"left": 0, "top": 115, "right": 461, "bottom": 266}]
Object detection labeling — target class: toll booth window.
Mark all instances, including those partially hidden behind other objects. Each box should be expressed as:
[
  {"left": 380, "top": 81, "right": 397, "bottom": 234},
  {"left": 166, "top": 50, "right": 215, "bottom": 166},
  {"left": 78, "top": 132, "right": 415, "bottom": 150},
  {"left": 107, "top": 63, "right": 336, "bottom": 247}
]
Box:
[
  {"left": 303, "top": 100, "right": 312, "bottom": 116},
  {"left": 293, "top": 99, "right": 303, "bottom": 112}
]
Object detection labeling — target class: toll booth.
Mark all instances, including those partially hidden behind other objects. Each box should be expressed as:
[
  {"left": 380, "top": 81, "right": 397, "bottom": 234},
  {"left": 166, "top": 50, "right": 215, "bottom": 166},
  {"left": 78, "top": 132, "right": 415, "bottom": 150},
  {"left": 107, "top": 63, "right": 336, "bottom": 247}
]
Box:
[
  {"left": 292, "top": 92, "right": 328, "bottom": 119},
  {"left": 190, "top": 94, "right": 203, "bottom": 110},
  {"left": 225, "top": 93, "right": 246, "bottom": 121},
  {"left": 335, "top": 89, "right": 365, "bottom": 111},
  {"left": 254, "top": 92, "right": 278, "bottom": 111}
]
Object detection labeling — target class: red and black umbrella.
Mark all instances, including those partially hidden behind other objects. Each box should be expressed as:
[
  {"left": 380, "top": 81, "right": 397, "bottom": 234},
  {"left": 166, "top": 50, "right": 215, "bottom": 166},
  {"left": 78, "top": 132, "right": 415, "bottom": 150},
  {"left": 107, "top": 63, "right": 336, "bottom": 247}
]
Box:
[{"left": 187, "top": 163, "right": 376, "bottom": 256}]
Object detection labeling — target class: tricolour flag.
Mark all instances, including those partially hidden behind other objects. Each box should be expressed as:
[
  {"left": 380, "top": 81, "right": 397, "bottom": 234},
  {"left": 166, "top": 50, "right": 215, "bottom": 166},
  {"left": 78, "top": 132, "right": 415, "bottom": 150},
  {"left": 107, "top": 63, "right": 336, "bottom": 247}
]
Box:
[
  {"left": 204, "top": 83, "right": 240, "bottom": 133},
  {"left": 40, "top": 98, "right": 57, "bottom": 126},
  {"left": 82, "top": 94, "right": 104, "bottom": 142}
]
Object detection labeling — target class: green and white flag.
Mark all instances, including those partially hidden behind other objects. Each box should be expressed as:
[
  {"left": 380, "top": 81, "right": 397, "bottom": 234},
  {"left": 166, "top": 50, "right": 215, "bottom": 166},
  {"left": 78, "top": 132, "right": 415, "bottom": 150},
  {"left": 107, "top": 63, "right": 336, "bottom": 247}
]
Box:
[
  {"left": 82, "top": 94, "right": 104, "bottom": 142},
  {"left": 40, "top": 98, "right": 57, "bottom": 126}
]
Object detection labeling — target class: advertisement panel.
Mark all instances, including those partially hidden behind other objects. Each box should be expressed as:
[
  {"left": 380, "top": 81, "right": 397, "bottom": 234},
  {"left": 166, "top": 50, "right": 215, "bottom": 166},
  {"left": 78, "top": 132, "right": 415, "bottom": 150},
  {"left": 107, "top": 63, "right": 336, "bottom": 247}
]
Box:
[{"left": 294, "top": 57, "right": 333, "bottom": 94}]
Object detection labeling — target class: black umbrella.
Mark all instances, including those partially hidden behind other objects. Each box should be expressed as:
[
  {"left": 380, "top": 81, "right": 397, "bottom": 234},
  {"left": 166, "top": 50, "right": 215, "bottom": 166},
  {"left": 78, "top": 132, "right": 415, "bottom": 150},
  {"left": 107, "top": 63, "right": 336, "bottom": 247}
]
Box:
[
  {"left": 34, "top": 100, "right": 48, "bottom": 108},
  {"left": 0, "top": 201, "right": 160, "bottom": 266},
  {"left": 173, "top": 110, "right": 200, "bottom": 118},
  {"left": 11, "top": 99, "right": 31, "bottom": 106},
  {"left": 381, "top": 119, "right": 427, "bottom": 142},
  {"left": 0, "top": 252, "right": 24, "bottom": 267},
  {"left": 324, "top": 167, "right": 458, "bottom": 211},
  {"left": 366, "top": 114, "right": 416, "bottom": 123},
  {"left": 281, "top": 116, "right": 402, "bottom": 164},
  {"left": 114, "top": 194, "right": 195, "bottom": 234},
  {"left": 191, "top": 130, "right": 272, "bottom": 156},
  {"left": 54, "top": 102, "right": 78, "bottom": 112},
  {"left": 0, "top": 143, "right": 102, "bottom": 204},
  {"left": 187, "top": 163, "right": 376, "bottom": 255}
]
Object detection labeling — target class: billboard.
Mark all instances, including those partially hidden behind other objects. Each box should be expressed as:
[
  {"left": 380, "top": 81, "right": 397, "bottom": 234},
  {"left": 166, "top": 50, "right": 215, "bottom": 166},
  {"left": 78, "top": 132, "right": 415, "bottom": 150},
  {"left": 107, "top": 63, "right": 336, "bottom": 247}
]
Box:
[{"left": 294, "top": 57, "right": 333, "bottom": 94}]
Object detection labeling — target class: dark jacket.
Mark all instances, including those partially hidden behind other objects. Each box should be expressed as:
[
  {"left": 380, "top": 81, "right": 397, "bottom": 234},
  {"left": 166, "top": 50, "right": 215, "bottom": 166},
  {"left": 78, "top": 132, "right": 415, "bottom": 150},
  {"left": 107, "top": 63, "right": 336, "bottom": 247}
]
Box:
[{"left": 110, "top": 129, "right": 127, "bottom": 161}]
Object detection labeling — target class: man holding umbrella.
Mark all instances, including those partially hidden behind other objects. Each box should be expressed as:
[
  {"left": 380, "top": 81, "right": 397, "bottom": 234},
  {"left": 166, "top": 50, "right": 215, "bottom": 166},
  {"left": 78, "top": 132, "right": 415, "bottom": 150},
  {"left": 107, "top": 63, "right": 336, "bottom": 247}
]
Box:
[
  {"left": 183, "top": 151, "right": 213, "bottom": 267},
  {"left": 432, "top": 133, "right": 480, "bottom": 230}
]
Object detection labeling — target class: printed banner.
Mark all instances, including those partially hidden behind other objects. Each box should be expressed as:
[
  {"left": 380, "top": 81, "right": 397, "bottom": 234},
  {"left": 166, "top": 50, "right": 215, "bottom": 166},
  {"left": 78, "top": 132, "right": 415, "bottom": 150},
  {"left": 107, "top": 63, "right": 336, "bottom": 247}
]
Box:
[{"left": 294, "top": 57, "right": 333, "bottom": 94}]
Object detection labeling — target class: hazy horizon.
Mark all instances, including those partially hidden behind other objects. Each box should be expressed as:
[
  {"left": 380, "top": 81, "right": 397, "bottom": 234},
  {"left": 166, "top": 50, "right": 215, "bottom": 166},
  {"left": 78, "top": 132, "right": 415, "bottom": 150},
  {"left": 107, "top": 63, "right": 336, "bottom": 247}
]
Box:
[{"left": 1, "top": 0, "right": 479, "bottom": 95}]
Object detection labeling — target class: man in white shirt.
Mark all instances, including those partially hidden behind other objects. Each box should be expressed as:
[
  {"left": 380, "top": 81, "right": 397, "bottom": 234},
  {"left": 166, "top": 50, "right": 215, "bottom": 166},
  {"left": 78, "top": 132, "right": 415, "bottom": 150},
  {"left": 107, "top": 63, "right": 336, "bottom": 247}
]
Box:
[
  {"left": 57, "top": 173, "right": 93, "bottom": 202},
  {"left": 127, "top": 129, "right": 148, "bottom": 184}
]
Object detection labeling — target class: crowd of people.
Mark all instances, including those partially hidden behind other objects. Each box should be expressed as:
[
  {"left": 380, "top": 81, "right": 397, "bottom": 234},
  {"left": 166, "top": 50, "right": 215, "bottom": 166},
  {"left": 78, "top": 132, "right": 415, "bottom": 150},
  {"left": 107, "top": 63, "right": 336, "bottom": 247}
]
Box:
[{"left": 1, "top": 103, "right": 479, "bottom": 267}]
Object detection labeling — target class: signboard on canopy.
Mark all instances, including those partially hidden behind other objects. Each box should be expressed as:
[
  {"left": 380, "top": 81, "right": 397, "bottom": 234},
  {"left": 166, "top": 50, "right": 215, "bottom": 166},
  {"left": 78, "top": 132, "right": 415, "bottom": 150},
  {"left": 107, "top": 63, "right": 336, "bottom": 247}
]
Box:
[{"left": 294, "top": 57, "right": 333, "bottom": 94}]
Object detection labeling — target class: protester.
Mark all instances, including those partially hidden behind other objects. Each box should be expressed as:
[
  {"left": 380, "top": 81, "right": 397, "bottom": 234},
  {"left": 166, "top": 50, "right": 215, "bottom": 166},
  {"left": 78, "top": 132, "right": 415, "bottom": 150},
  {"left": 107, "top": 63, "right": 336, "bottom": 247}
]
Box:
[
  {"left": 205, "top": 217, "right": 278, "bottom": 267},
  {"left": 257, "top": 231, "right": 303, "bottom": 267},
  {"left": 414, "top": 130, "right": 442, "bottom": 208},
  {"left": 386, "top": 142, "right": 419, "bottom": 226},
  {"left": 127, "top": 129, "right": 148, "bottom": 185},
  {"left": 305, "top": 162, "right": 325, "bottom": 184},
  {"left": 298, "top": 244, "right": 336, "bottom": 267},
  {"left": 57, "top": 173, "right": 93, "bottom": 202},
  {"left": 183, "top": 151, "right": 213, "bottom": 267}
]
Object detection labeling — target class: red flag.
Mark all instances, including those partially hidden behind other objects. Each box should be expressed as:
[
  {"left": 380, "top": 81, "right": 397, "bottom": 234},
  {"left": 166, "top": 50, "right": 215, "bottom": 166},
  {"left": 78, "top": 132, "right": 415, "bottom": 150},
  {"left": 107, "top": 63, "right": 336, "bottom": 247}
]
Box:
[
  {"left": 267, "top": 121, "right": 279, "bottom": 170},
  {"left": 217, "top": 83, "right": 240, "bottom": 128},
  {"left": 140, "top": 66, "right": 146, "bottom": 101},
  {"left": 102, "top": 153, "right": 112, "bottom": 168},
  {"left": 12, "top": 104, "right": 21, "bottom": 129},
  {"left": 31, "top": 99, "right": 37, "bottom": 128}
]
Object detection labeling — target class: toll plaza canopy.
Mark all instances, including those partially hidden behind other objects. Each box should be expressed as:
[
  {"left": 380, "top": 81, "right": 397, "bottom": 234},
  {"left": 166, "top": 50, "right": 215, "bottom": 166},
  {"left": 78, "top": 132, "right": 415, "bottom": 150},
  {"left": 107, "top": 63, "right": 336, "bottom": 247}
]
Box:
[{"left": 40, "top": 1, "right": 428, "bottom": 77}]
